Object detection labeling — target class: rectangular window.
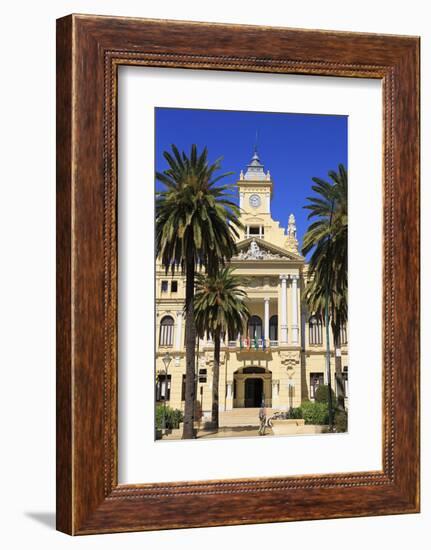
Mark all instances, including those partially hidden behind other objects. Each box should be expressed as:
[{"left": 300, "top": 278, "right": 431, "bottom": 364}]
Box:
[
  {"left": 171, "top": 280, "right": 178, "bottom": 292},
  {"left": 310, "top": 372, "right": 324, "bottom": 400},
  {"left": 161, "top": 280, "right": 168, "bottom": 292},
  {"left": 181, "top": 374, "right": 186, "bottom": 401},
  {"left": 340, "top": 323, "right": 348, "bottom": 345},
  {"left": 249, "top": 226, "right": 260, "bottom": 235},
  {"left": 342, "top": 367, "right": 349, "bottom": 398},
  {"left": 156, "top": 374, "right": 171, "bottom": 402},
  {"left": 198, "top": 369, "right": 207, "bottom": 383}
]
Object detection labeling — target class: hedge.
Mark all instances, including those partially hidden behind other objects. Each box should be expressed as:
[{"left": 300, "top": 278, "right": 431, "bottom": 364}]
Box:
[
  {"left": 155, "top": 404, "right": 183, "bottom": 430},
  {"left": 299, "top": 401, "right": 329, "bottom": 425},
  {"left": 314, "top": 384, "right": 336, "bottom": 404}
]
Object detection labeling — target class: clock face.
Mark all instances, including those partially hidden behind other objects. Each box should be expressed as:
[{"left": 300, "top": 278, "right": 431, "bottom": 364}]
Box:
[{"left": 249, "top": 194, "right": 261, "bottom": 208}]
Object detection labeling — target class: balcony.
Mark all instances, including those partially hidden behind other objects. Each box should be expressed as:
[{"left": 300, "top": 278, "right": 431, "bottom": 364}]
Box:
[{"left": 226, "top": 339, "right": 279, "bottom": 351}]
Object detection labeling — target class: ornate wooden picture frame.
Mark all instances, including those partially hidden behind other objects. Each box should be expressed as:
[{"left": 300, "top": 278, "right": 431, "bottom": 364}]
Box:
[{"left": 56, "top": 14, "right": 420, "bottom": 535}]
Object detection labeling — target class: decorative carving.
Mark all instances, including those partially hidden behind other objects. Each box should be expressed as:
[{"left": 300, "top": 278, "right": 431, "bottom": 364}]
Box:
[
  {"left": 236, "top": 239, "right": 282, "bottom": 260},
  {"left": 249, "top": 277, "right": 262, "bottom": 288},
  {"left": 280, "top": 351, "right": 300, "bottom": 370}
]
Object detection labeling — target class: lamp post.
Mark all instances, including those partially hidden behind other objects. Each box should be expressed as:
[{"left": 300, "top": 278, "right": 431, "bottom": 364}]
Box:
[
  {"left": 288, "top": 381, "right": 295, "bottom": 410},
  {"left": 162, "top": 352, "right": 172, "bottom": 432}
]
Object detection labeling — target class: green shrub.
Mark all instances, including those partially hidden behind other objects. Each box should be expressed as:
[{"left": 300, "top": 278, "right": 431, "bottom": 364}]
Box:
[
  {"left": 300, "top": 401, "right": 329, "bottom": 425},
  {"left": 155, "top": 404, "right": 184, "bottom": 430},
  {"left": 314, "top": 384, "right": 336, "bottom": 404},
  {"left": 334, "top": 410, "right": 348, "bottom": 433},
  {"left": 287, "top": 406, "right": 303, "bottom": 419}
]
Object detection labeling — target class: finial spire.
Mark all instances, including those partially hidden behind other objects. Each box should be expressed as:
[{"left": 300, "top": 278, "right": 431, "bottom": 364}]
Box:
[
  {"left": 288, "top": 214, "right": 297, "bottom": 239},
  {"left": 243, "top": 134, "right": 266, "bottom": 180}
]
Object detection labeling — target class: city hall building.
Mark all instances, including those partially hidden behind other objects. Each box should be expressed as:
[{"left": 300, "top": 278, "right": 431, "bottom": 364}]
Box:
[{"left": 155, "top": 150, "right": 348, "bottom": 423}]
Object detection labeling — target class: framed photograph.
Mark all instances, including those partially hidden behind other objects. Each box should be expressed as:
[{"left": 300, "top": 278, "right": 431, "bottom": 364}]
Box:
[{"left": 56, "top": 14, "right": 420, "bottom": 534}]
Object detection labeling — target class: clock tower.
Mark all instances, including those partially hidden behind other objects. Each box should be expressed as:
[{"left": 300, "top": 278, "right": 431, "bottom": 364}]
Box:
[
  {"left": 235, "top": 146, "right": 298, "bottom": 253},
  {"left": 238, "top": 148, "right": 273, "bottom": 216}
]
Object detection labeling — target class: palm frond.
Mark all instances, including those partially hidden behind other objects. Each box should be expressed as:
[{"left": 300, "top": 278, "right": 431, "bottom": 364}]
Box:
[{"left": 302, "top": 164, "right": 348, "bottom": 332}]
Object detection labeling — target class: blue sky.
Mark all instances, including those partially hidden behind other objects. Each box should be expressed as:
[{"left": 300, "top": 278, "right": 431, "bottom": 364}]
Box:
[{"left": 155, "top": 108, "right": 347, "bottom": 256}]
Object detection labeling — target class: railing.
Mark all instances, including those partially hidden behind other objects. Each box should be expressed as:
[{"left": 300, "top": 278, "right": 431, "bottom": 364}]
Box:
[{"left": 225, "top": 339, "right": 279, "bottom": 350}]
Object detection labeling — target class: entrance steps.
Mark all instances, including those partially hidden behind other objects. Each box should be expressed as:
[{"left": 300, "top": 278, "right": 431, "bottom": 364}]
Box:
[{"left": 219, "top": 408, "right": 275, "bottom": 428}]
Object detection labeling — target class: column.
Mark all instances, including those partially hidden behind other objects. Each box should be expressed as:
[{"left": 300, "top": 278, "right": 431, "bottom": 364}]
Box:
[
  {"left": 226, "top": 381, "right": 233, "bottom": 411},
  {"left": 239, "top": 192, "right": 245, "bottom": 210},
  {"left": 279, "top": 275, "right": 288, "bottom": 344},
  {"left": 272, "top": 379, "right": 280, "bottom": 408},
  {"left": 265, "top": 192, "right": 270, "bottom": 213},
  {"left": 175, "top": 311, "right": 183, "bottom": 350},
  {"left": 290, "top": 275, "right": 299, "bottom": 344},
  {"left": 264, "top": 297, "right": 270, "bottom": 344}
]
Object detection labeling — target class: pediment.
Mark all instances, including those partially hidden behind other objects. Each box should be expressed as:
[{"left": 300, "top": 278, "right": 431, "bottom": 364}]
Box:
[
  {"left": 243, "top": 216, "right": 265, "bottom": 224},
  {"left": 233, "top": 237, "right": 303, "bottom": 262}
]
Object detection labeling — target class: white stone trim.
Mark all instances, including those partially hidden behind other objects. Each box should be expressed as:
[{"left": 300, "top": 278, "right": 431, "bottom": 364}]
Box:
[
  {"left": 290, "top": 275, "right": 299, "bottom": 344},
  {"left": 279, "top": 275, "right": 288, "bottom": 344}
]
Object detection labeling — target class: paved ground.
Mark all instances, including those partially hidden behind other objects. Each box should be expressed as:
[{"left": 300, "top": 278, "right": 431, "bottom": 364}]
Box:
[
  {"left": 198, "top": 427, "right": 274, "bottom": 439},
  {"left": 162, "top": 425, "right": 274, "bottom": 440}
]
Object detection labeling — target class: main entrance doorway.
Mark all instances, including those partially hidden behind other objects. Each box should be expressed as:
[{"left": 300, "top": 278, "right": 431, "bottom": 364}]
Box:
[
  {"left": 244, "top": 378, "right": 264, "bottom": 408},
  {"left": 233, "top": 366, "right": 272, "bottom": 408}
]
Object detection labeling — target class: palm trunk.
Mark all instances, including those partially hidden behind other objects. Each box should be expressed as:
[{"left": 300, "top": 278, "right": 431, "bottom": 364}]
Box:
[
  {"left": 324, "top": 203, "right": 335, "bottom": 429},
  {"left": 211, "top": 328, "right": 221, "bottom": 429},
  {"left": 324, "top": 292, "right": 334, "bottom": 429},
  {"left": 333, "top": 324, "right": 345, "bottom": 411},
  {"left": 182, "top": 254, "right": 196, "bottom": 439}
]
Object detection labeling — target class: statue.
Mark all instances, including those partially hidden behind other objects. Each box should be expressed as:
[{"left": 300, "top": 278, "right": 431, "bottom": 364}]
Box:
[
  {"left": 249, "top": 240, "right": 263, "bottom": 258},
  {"left": 287, "top": 213, "right": 297, "bottom": 239}
]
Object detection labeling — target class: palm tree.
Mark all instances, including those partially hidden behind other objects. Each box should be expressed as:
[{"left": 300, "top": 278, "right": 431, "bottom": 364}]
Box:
[
  {"left": 302, "top": 164, "right": 348, "bottom": 422},
  {"left": 156, "top": 144, "right": 242, "bottom": 439},
  {"left": 303, "top": 274, "right": 348, "bottom": 411},
  {"left": 194, "top": 267, "right": 250, "bottom": 429}
]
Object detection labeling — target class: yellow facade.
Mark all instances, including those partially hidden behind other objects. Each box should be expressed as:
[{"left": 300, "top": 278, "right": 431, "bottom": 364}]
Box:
[{"left": 155, "top": 151, "right": 348, "bottom": 421}]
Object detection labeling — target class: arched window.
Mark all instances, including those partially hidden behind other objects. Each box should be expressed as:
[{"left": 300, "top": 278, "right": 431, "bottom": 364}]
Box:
[
  {"left": 269, "top": 315, "right": 278, "bottom": 341},
  {"left": 248, "top": 315, "right": 262, "bottom": 340},
  {"left": 309, "top": 315, "right": 322, "bottom": 345},
  {"left": 159, "top": 315, "right": 174, "bottom": 347}
]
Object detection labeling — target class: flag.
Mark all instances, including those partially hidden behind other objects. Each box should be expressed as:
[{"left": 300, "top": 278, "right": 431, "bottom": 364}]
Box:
[
  {"left": 262, "top": 335, "right": 266, "bottom": 350},
  {"left": 254, "top": 333, "right": 258, "bottom": 350},
  {"left": 239, "top": 335, "right": 243, "bottom": 349}
]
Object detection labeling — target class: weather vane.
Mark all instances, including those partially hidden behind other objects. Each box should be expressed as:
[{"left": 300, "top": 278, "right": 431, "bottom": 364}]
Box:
[{"left": 254, "top": 130, "right": 259, "bottom": 153}]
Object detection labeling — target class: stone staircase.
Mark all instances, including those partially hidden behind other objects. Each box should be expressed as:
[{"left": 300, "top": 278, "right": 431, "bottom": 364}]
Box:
[{"left": 219, "top": 408, "right": 276, "bottom": 428}]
